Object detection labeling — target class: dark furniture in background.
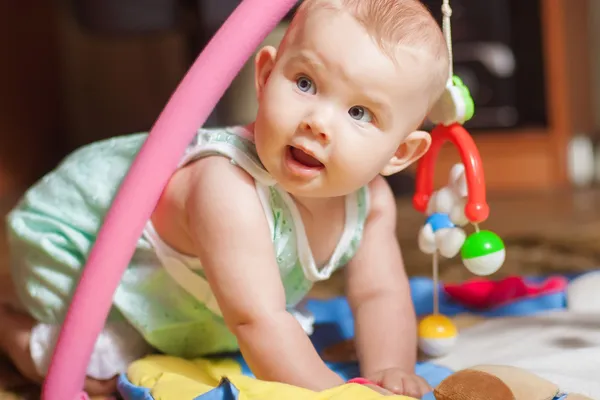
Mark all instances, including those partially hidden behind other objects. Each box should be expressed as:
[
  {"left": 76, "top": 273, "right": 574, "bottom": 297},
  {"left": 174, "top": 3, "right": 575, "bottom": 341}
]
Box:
[{"left": 418, "top": 0, "right": 593, "bottom": 191}]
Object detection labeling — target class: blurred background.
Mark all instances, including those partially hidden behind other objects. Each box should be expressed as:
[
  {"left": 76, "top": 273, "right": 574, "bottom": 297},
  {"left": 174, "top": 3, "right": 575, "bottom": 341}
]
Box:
[
  {"left": 1, "top": 0, "right": 600, "bottom": 396},
  {"left": 0, "top": 0, "right": 598, "bottom": 195}
]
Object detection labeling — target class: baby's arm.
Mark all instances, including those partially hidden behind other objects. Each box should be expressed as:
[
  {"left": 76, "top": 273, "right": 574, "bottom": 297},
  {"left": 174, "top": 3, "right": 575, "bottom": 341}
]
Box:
[
  {"left": 346, "top": 176, "right": 418, "bottom": 377},
  {"left": 184, "top": 157, "right": 344, "bottom": 390}
]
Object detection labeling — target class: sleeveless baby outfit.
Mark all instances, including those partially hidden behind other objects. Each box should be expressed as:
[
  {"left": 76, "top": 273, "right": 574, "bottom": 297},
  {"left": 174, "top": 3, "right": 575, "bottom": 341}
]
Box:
[{"left": 5, "top": 126, "right": 370, "bottom": 379}]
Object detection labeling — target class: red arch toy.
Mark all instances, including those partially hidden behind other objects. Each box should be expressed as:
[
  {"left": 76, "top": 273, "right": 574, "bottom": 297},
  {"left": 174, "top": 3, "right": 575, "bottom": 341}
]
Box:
[{"left": 412, "top": 123, "right": 489, "bottom": 224}]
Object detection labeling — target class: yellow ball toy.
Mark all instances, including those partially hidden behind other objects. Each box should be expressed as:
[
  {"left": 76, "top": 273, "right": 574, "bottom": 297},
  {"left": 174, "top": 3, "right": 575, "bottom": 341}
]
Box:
[{"left": 418, "top": 314, "right": 458, "bottom": 357}]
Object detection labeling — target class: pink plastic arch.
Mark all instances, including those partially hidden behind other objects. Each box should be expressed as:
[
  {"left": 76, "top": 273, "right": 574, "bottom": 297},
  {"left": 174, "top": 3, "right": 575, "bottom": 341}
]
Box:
[{"left": 41, "top": 1, "right": 298, "bottom": 399}]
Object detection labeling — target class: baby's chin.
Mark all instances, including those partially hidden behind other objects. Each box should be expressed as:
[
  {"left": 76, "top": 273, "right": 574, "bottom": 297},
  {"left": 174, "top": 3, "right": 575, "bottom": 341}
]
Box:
[
  {"left": 285, "top": 185, "right": 336, "bottom": 199},
  {"left": 277, "top": 175, "right": 362, "bottom": 200}
]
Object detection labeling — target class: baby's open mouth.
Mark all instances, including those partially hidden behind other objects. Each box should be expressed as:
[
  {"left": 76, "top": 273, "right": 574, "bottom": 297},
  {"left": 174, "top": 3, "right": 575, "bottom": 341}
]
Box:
[{"left": 289, "top": 146, "right": 324, "bottom": 169}]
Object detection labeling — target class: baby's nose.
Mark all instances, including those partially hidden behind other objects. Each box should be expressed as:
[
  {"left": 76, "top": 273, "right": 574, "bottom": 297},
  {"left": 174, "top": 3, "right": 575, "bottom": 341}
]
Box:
[{"left": 301, "top": 118, "right": 330, "bottom": 143}]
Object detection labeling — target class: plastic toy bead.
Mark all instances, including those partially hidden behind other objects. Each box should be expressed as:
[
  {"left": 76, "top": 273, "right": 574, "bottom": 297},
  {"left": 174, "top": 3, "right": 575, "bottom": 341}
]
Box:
[
  {"left": 418, "top": 314, "right": 458, "bottom": 357},
  {"left": 460, "top": 230, "right": 505, "bottom": 276}
]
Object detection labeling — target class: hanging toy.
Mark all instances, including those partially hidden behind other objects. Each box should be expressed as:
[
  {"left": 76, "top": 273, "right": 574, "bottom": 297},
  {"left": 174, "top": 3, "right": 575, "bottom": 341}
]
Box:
[
  {"left": 461, "top": 230, "right": 505, "bottom": 276},
  {"left": 413, "top": 0, "right": 506, "bottom": 358},
  {"left": 418, "top": 163, "right": 506, "bottom": 277},
  {"left": 428, "top": 75, "right": 475, "bottom": 127},
  {"left": 418, "top": 314, "right": 458, "bottom": 357},
  {"left": 418, "top": 163, "right": 469, "bottom": 260}
]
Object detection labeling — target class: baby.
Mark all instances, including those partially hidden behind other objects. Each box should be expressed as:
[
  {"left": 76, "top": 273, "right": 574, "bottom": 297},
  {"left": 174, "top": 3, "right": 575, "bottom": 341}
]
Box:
[{"left": 0, "top": 0, "right": 449, "bottom": 397}]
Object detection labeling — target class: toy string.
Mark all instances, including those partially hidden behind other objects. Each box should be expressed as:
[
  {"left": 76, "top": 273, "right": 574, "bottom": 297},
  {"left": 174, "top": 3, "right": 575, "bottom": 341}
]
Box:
[
  {"left": 441, "top": 0, "right": 453, "bottom": 81},
  {"left": 433, "top": 251, "right": 439, "bottom": 315}
]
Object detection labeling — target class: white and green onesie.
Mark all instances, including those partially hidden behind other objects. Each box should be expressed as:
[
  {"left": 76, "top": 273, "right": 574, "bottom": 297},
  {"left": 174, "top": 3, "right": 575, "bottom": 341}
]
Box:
[{"left": 5, "top": 126, "right": 370, "bottom": 379}]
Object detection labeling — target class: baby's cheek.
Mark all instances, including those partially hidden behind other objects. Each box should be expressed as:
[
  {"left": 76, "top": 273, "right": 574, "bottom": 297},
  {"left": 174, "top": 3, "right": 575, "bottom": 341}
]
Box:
[
  {"left": 264, "top": 95, "right": 299, "bottom": 129},
  {"left": 353, "top": 140, "right": 387, "bottom": 171},
  {"left": 331, "top": 148, "right": 375, "bottom": 185}
]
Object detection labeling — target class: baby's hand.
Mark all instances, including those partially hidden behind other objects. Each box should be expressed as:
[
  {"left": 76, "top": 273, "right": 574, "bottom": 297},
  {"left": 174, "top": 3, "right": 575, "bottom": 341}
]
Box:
[
  {"left": 367, "top": 368, "right": 431, "bottom": 398},
  {"left": 363, "top": 383, "right": 393, "bottom": 396}
]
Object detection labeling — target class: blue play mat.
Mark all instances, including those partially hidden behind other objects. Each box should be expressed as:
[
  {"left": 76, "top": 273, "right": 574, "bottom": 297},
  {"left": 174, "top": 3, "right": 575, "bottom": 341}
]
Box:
[{"left": 119, "top": 275, "right": 578, "bottom": 399}]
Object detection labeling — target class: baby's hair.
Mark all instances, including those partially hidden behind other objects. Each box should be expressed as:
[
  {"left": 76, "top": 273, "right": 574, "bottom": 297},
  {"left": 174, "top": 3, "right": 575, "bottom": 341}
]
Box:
[{"left": 283, "top": 0, "right": 450, "bottom": 109}]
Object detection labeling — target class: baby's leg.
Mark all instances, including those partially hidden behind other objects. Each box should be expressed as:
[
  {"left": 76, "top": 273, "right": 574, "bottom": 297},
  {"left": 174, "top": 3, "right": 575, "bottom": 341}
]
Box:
[
  {"left": 1, "top": 132, "right": 155, "bottom": 395},
  {"left": 0, "top": 303, "right": 41, "bottom": 383},
  {"left": 0, "top": 305, "right": 117, "bottom": 396},
  {"left": 4, "top": 207, "right": 151, "bottom": 395}
]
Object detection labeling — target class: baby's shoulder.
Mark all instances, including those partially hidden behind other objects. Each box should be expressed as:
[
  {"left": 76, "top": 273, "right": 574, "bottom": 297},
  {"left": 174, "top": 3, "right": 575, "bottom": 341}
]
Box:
[
  {"left": 155, "top": 154, "right": 268, "bottom": 257},
  {"left": 175, "top": 154, "right": 259, "bottom": 204},
  {"left": 157, "top": 154, "right": 264, "bottom": 238}
]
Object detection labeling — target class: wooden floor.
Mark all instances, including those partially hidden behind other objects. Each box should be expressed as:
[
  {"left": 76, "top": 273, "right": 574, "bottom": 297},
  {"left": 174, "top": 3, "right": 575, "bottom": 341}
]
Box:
[{"left": 2, "top": 187, "right": 600, "bottom": 397}]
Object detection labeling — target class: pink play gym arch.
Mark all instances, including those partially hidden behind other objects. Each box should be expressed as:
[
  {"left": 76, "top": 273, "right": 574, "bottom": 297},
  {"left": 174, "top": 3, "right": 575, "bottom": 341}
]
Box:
[{"left": 42, "top": 0, "right": 298, "bottom": 398}]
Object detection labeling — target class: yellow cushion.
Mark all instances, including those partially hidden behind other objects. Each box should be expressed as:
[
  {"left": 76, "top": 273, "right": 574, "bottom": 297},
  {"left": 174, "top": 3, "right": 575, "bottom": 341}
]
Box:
[{"left": 127, "top": 355, "right": 417, "bottom": 400}]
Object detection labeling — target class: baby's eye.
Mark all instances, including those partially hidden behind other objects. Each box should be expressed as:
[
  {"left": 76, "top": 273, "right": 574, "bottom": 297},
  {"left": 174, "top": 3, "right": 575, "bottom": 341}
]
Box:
[
  {"left": 296, "top": 76, "right": 316, "bottom": 94},
  {"left": 348, "top": 106, "right": 373, "bottom": 123}
]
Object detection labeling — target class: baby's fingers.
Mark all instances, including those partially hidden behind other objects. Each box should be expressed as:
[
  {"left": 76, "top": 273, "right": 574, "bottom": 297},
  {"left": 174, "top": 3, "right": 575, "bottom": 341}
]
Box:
[
  {"left": 397, "top": 377, "right": 420, "bottom": 398},
  {"left": 379, "top": 373, "right": 406, "bottom": 396},
  {"left": 364, "top": 383, "right": 393, "bottom": 396},
  {"left": 380, "top": 373, "right": 428, "bottom": 398},
  {"left": 415, "top": 375, "right": 433, "bottom": 395},
  {"left": 398, "top": 376, "right": 431, "bottom": 398}
]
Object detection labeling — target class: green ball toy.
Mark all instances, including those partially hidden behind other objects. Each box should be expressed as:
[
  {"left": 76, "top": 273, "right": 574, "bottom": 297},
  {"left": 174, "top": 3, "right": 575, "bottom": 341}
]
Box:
[
  {"left": 452, "top": 75, "right": 475, "bottom": 123},
  {"left": 460, "top": 230, "right": 506, "bottom": 276}
]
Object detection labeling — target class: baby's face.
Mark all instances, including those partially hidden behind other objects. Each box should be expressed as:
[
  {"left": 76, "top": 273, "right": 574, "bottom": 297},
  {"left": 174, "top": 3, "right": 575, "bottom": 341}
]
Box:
[{"left": 254, "top": 8, "right": 433, "bottom": 198}]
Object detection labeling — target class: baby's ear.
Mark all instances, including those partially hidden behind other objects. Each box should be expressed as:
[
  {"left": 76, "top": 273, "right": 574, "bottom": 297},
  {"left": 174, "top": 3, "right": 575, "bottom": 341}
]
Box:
[
  {"left": 380, "top": 130, "right": 431, "bottom": 176},
  {"left": 254, "top": 46, "right": 277, "bottom": 100}
]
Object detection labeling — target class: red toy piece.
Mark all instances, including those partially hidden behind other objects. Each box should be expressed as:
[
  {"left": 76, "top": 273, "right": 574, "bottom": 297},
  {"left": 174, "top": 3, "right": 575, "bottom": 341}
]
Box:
[
  {"left": 413, "top": 123, "right": 489, "bottom": 223},
  {"left": 348, "top": 377, "right": 375, "bottom": 385},
  {"left": 443, "top": 275, "right": 568, "bottom": 309}
]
